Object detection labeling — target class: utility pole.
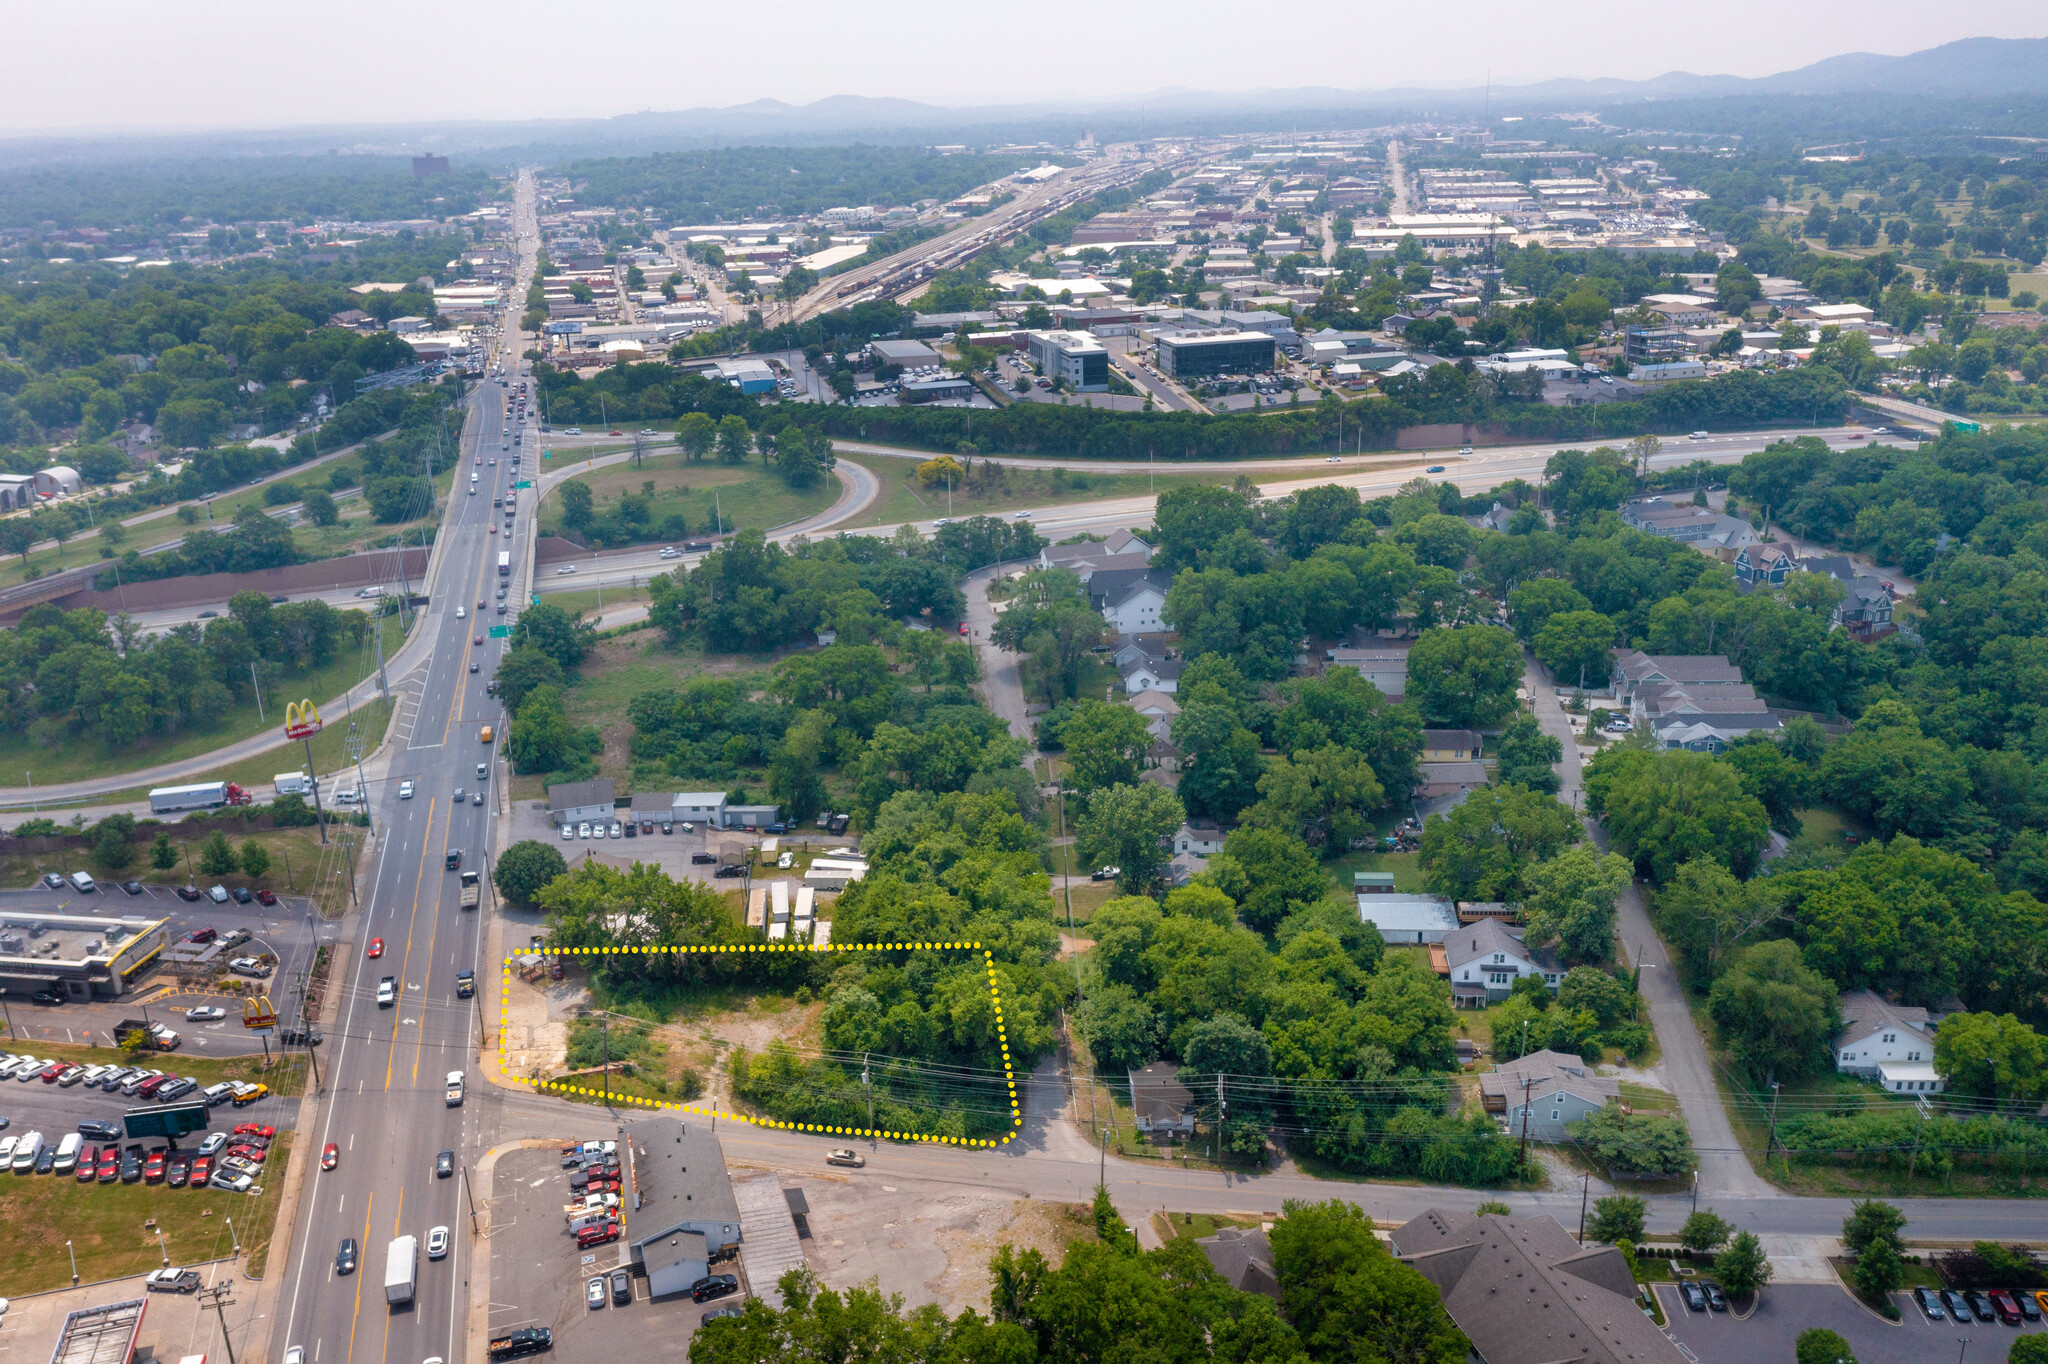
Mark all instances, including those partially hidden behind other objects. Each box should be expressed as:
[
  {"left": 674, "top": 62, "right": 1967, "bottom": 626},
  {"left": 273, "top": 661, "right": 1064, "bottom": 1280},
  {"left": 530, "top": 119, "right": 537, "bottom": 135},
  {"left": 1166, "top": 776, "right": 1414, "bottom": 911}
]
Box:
[
  {"left": 862, "top": 1052, "right": 875, "bottom": 1143},
  {"left": 202, "top": 1284, "right": 238, "bottom": 1364},
  {"left": 462, "top": 1165, "right": 482, "bottom": 1236},
  {"left": 1578, "top": 1172, "right": 1590, "bottom": 1242},
  {"left": 1765, "top": 1079, "right": 1782, "bottom": 1170},
  {"left": 602, "top": 1016, "right": 611, "bottom": 1109},
  {"left": 249, "top": 663, "right": 265, "bottom": 725},
  {"left": 1516, "top": 1074, "right": 1535, "bottom": 1167}
]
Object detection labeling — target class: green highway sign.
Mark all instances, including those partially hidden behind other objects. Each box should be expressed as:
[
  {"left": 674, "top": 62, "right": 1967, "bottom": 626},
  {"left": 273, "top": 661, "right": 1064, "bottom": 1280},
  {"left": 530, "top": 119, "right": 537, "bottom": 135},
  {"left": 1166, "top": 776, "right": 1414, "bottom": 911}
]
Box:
[
  {"left": 513, "top": 480, "right": 532, "bottom": 489},
  {"left": 488, "top": 625, "right": 511, "bottom": 638},
  {"left": 531, "top": 593, "right": 540, "bottom": 604},
  {"left": 542, "top": 449, "right": 551, "bottom": 459}
]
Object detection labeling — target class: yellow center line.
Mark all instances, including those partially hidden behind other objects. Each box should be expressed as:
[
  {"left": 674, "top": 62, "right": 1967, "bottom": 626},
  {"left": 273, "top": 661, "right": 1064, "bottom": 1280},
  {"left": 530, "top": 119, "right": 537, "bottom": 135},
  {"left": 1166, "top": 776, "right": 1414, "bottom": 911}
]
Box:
[
  {"left": 409, "top": 875, "right": 447, "bottom": 1086},
  {"left": 346, "top": 1190, "right": 372, "bottom": 1364},
  {"left": 386, "top": 799, "right": 438, "bottom": 1092}
]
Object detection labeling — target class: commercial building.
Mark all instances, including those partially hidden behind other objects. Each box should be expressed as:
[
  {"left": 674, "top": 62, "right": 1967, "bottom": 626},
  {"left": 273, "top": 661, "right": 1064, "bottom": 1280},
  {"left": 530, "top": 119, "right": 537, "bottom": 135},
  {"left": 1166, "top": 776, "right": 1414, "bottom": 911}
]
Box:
[
  {"left": 713, "top": 358, "right": 777, "bottom": 394},
  {"left": 1023, "top": 329, "right": 1109, "bottom": 391},
  {"left": 899, "top": 376, "right": 976, "bottom": 403},
  {"left": 547, "top": 778, "right": 616, "bottom": 826},
  {"left": 1621, "top": 327, "right": 1693, "bottom": 366},
  {"left": 624, "top": 1115, "right": 742, "bottom": 1298},
  {"left": 1155, "top": 329, "right": 1276, "bottom": 379},
  {"left": 1356, "top": 893, "right": 1459, "bottom": 944},
  {"left": 1392, "top": 1209, "right": 1687, "bottom": 1364},
  {"left": 0, "top": 912, "right": 170, "bottom": 1002},
  {"left": 870, "top": 338, "right": 942, "bottom": 369}
]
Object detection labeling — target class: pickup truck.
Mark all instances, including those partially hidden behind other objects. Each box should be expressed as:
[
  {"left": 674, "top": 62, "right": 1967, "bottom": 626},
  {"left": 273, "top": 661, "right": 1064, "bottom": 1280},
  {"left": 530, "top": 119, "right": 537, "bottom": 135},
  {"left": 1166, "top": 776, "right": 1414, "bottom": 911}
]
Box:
[
  {"left": 564, "top": 1191, "right": 620, "bottom": 1219},
  {"left": 458, "top": 870, "right": 481, "bottom": 910},
  {"left": 456, "top": 970, "right": 475, "bottom": 998},
  {"left": 114, "top": 1019, "right": 180, "bottom": 1051}
]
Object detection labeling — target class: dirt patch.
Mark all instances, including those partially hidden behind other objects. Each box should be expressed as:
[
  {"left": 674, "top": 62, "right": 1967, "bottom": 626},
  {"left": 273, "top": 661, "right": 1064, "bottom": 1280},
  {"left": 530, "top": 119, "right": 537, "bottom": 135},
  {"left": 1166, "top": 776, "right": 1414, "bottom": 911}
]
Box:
[{"left": 499, "top": 968, "right": 586, "bottom": 1082}]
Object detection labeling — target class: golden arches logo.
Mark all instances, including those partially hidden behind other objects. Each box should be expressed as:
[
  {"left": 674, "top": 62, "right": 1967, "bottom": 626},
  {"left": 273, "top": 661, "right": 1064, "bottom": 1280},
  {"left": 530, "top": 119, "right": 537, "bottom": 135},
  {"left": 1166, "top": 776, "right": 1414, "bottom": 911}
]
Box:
[{"left": 284, "top": 699, "right": 324, "bottom": 739}]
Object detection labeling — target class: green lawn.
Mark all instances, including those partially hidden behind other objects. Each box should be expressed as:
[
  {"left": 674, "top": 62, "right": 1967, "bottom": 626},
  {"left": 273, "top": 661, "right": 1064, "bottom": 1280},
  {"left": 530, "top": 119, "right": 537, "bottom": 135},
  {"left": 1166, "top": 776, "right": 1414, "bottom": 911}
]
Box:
[
  {"left": 539, "top": 454, "right": 837, "bottom": 543},
  {"left": 0, "top": 612, "right": 406, "bottom": 792},
  {"left": 841, "top": 454, "right": 1229, "bottom": 531},
  {"left": 1323, "top": 848, "right": 1424, "bottom": 895}
]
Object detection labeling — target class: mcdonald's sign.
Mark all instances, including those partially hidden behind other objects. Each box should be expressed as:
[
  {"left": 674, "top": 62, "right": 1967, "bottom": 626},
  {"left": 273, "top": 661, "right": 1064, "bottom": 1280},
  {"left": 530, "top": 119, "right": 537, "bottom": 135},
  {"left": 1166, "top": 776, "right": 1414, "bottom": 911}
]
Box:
[{"left": 284, "top": 699, "right": 324, "bottom": 740}]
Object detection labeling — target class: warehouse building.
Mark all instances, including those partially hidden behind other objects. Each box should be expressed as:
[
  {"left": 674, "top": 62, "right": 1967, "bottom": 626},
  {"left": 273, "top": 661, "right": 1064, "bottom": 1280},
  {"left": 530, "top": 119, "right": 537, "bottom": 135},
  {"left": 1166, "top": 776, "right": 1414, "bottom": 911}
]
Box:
[
  {"left": 1023, "top": 330, "right": 1109, "bottom": 391},
  {"left": 624, "top": 1116, "right": 742, "bottom": 1298},
  {"left": 870, "top": 338, "right": 942, "bottom": 369},
  {"left": 1155, "top": 329, "right": 1276, "bottom": 379}
]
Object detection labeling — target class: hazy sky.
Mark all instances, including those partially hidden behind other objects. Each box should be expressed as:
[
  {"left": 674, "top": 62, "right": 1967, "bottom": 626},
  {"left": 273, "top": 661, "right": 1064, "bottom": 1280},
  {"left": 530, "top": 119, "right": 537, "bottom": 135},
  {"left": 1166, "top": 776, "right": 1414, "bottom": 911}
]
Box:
[{"left": 8, "top": 1, "right": 2042, "bottom": 134}]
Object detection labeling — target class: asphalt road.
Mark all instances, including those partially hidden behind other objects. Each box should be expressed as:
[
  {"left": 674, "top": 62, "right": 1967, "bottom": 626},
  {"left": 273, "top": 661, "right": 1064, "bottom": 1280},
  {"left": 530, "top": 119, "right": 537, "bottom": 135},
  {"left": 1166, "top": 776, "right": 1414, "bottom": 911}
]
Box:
[{"left": 267, "top": 174, "right": 535, "bottom": 1364}]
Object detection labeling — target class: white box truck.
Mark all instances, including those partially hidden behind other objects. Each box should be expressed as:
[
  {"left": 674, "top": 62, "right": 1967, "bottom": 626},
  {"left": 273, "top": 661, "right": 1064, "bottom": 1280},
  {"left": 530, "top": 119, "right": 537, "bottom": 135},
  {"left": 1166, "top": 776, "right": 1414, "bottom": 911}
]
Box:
[
  {"left": 273, "top": 772, "right": 313, "bottom": 797},
  {"left": 384, "top": 1234, "right": 417, "bottom": 1305}
]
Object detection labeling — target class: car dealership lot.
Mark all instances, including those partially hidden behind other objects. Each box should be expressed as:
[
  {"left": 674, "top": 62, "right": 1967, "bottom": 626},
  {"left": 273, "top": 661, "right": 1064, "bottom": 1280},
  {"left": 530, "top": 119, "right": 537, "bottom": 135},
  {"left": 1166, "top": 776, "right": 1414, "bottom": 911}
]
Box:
[{"left": 1655, "top": 1283, "right": 2048, "bottom": 1364}]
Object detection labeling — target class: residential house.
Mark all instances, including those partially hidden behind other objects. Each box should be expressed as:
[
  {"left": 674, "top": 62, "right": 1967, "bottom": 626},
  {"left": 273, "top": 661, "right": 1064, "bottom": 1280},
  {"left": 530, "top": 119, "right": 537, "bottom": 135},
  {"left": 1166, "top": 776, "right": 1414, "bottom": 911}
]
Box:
[
  {"left": 1112, "top": 632, "right": 1175, "bottom": 670},
  {"left": 1444, "top": 919, "right": 1562, "bottom": 1008},
  {"left": 1089, "top": 566, "right": 1174, "bottom": 636},
  {"left": 1466, "top": 501, "right": 1517, "bottom": 532},
  {"left": 1611, "top": 650, "right": 1746, "bottom": 707},
  {"left": 1802, "top": 556, "right": 1895, "bottom": 636},
  {"left": 1197, "top": 1227, "right": 1279, "bottom": 1299},
  {"left": 1038, "top": 529, "right": 1154, "bottom": 582},
  {"left": 1122, "top": 658, "right": 1183, "bottom": 695},
  {"left": 623, "top": 1116, "right": 743, "bottom": 1299},
  {"left": 1324, "top": 648, "right": 1407, "bottom": 697},
  {"left": 1164, "top": 852, "right": 1205, "bottom": 888},
  {"left": 1127, "top": 1062, "right": 1196, "bottom": 1139},
  {"left": 1391, "top": 1209, "right": 1687, "bottom": 1364},
  {"left": 1356, "top": 893, "right": 1459, "bottom": 944},
  {"left": 1618, "top": 496, "right": 1758, "bottom": 551},
  {"left": 1479, "top": 1050, "right": 1619, "bottom": 1142},
  {"left": 1420, "top": 729, "right": 1481, "bottom": 762},
  {"left": 1173, "top": 821, "right": 1225, "bottom": 857},
  {"left": 1732, "top": 543, "right": 1796, "bottom": 587},
  {"left": 1835, "top": 990, "right": 1942, "bottom": 1091},
  {"left": 1630, "top": 679, "right": 1782, "bottom": 752},
  {"left": 1417, "top": 762, "right": 1488, "bottom": 800},
  {"left": 548, "top": 777, "right": 616, "bottom": 826},
  {"left": 1127, "top": 688, "right": 1180, "bottom": 743}
]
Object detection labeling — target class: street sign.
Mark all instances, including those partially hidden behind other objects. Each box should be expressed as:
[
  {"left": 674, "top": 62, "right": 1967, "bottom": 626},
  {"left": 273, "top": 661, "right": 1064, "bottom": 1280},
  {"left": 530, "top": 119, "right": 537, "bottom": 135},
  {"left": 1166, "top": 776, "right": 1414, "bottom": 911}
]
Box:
[
  {"left": 542, "top": 449, "right": 551, "bottom": 460},
  {"left": 531, "top": 593, "right": 540, "bottom": 604},
  {"left": 513, "top": 480, "right": 532, "bottom": 489},
  {"left": 488, "top": 625, "right": 511, "bottom": 638},
  {"left": 125, "top": 1102, "right": 210, "bottom": 1141},
  {"left": 284, "top": 699, "right": 323, "bottom": 740}
]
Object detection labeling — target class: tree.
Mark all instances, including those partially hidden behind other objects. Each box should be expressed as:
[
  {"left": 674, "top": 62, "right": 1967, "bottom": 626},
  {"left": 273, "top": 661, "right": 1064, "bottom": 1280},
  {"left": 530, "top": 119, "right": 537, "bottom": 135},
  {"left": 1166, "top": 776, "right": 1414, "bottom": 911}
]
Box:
[
  {"left": 1270, "top": 1199, "right": 1469, "bottom": 1364},
  {"left": 1153, "top": 483, "right": 1253, "bottom": 572},
  {"left": 1796, "top": 1328, "right": 1859, "bottom": 1364},
  {"left": 675, "top": 411, "right": 715, "bottom": 462},
  {"left": 1714, "top": 1230, "right": 1772, "bottom": 1300},
  {"left": 1568, "top": 1103, "right": 1692, "bottom": 1175},
  {"left": 1933, "top": 1011, "right": 2048, "bottom": 1103},
  {"left": 508, "top": 684, "right": 579, "bottom": 774},
  {"left": 495, "top": 840, "right": 569, "bottom": 904},
  {"left": 1404, "top": 625, "right": 1522, "bottom": 728},
  {"left": 1584, "top": 746, "right": 1771, "bottom": 883},
  {"left": 1521, "top": 845, "right": 1631, "bottom": 966},
  {"left": 1507, "top": 579, "right": 1594, "bottom": 643},
  {"left": 1680, "top": 1209, "right": 1733, "bottom": 1254},
  {"left": 1076, "top": 782, "right": 1185, "bottom": 893},
  {"left": 1490, "top": 716, "right": 1562, "bottom": 796},
  {"left": 1587, "top": 1194, "right": 1647, "bottom": 1246},
  {"left": 196, "top": 829, "right": 237, "bottom": 877},
  {"left": 1653, "top": 858, "right": 1782, "bottom": 984},
  {"left": 1060, "top": 700, "right": 1153, "bottom": 794},
  {"left": 1074, "top": 983, "right": 1160, "bottom": 1073},
  {"left": 150, "top": 833, "right": 177, "bottom": 872},
  {"left": 1420, "top": 784, "right": 1580, "bottom": 902},
  {"left": 715, "top": 414, "right": 752, "bottom": 465},
  {"left": 494, "top": 644, "right": 565, "bottom": 714},
  {"left": 1246, "top": 743, "right": 1385, "bottom": 850},
  {"left": 1205, "top": 827, "right": 1327, "bottom": 936},
  {"left": 557, "top": 479, "right": 595, "bottom": 532},
  {"left": 92, "top": 812, "right": 136, "bottom": 871},
  {"left": 1533, "top": 610, "right": 1616, "bottom": 689},
  {"left": 301, "top": 487, "right": 340, "bottom": 527},
  {"left": 1841, "top": 1199, "right": 1906, "bottom": 1257},
  {"left": 1707, "top": 940, "right": 1840, "bottom": 1085},
  {"left": 2011, "top": 1338, "right": 2048, "bottom": 1364},
  {"left": 238, "top": 840, "right": 270, "bottom": 881}
]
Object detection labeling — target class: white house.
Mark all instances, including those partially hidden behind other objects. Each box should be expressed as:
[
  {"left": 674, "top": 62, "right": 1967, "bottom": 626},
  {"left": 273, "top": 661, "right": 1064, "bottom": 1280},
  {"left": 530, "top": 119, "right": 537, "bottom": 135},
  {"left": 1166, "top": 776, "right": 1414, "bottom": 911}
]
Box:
[
  {"left": 1121, "top": 658, "right": 1182, "bottom": 695},
  {"left": 1173, "top": 821, "right": 1225, "bottom": 857},
  {"left": 1835, "top": 990, "right": 1939, "bottom": 1084},
  {"left": 1091, "top": 567, "right": 1173, "bottom": 636},
  {"left": 1128, "top": 1062, "right": 1196, "bottom": 1139},
  {"left": 1444, "top": 920, "right": 1563, "bottom": 1008},
  {"left": 672, "top": 791, "right": 729, "bottom": 826}
]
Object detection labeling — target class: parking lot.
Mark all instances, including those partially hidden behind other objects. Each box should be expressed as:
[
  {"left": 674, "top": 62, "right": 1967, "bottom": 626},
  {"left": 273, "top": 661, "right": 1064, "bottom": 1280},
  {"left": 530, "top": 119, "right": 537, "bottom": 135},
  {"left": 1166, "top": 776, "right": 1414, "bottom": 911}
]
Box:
[
  {"left": 0, "top": 883, "right": 329, "bottom": 1057},
  {"left": 509, "top": 803, "right": 768, "bottom": 889},
  {"left": 486, "top": 1144, "right": 734, "bottom": 1364},
  {"left": 1655, "top": 1283, "right": 2048, "bottom": 1364}
]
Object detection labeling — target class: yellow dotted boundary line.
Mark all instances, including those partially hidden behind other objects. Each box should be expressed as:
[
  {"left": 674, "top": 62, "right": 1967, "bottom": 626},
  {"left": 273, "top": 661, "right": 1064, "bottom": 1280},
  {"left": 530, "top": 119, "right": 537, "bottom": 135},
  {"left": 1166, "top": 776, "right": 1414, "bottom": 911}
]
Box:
[{"left": 500, "top": 941, "right": 1019, "bottom": 1147}]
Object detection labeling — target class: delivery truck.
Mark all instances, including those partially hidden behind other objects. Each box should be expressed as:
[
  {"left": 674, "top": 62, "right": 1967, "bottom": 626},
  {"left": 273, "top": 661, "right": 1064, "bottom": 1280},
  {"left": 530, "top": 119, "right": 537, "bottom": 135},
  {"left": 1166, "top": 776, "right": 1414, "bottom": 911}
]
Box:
[
  {"left": 273, "top": 772, "right": 313, "bottom": 797},
  {"left": 459, "top": 870, "right": 481, "bottom": 910},
  {"left": 384, "top": 1234, "right": 417, "bottom": 1305}
]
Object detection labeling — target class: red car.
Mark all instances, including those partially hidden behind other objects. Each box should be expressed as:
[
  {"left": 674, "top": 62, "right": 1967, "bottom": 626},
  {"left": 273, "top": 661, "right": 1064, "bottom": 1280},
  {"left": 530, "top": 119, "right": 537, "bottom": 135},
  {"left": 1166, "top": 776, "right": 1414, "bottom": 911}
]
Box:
[
  {"left": 255, "top": 889, "right": 277, "bottom": 906},
  {"left": 574, "top": 1221, "right": 620, "bottom": 1248},
  {"left": 184, "top": 927, "right": 217, "bottom": 944},
  {"left": 958, "top": 623, "right": 970, "bottom": 635},
  {"left": 225, "top": 1143, "right": 267, "bottom": 1164},
  {"left": 233, "top": 1122, "right": 276, "bottom": 1140},
  {"left": 38, "top": 1061, "right": 67, "bottom": 1082},
  {"left": 321, "top": 1142, "right": 339, "bottom": 1171},
  {"left": 135, "top": 1075, "right": 169, "bottom": 1099},
  {"left": 142, "top": 1150, "right": 167, "bottom": 1182},
  {"left": 96, "top": 1149, "right": 119, "bottom": 1183},
  {"left": 367, "top": 937, "right": 384, "bottom": 959},
  {"left": 473, "top": 634, "right": 483, "bottom": 646},
  {"left": 187, "top": 1154, "right": 212, "bottom": 1186},
  {"left": 76, "top": 1145, "right": 99, "bottom": 1182}
]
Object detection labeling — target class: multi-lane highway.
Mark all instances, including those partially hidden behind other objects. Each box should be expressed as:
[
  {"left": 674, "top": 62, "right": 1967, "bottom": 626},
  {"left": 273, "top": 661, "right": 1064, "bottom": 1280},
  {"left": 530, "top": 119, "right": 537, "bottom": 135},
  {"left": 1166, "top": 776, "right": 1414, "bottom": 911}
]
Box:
[{"left": 268, "top": 175, "right": 537, "bottom": 1364}]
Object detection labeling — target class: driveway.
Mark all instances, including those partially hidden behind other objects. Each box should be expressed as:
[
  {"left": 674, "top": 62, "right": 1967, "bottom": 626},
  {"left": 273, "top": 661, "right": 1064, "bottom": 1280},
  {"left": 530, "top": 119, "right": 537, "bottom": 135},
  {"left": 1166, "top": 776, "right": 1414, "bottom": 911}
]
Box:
[{"left": 1521, "top": 651, "right": 1775, "bottom": 1200}]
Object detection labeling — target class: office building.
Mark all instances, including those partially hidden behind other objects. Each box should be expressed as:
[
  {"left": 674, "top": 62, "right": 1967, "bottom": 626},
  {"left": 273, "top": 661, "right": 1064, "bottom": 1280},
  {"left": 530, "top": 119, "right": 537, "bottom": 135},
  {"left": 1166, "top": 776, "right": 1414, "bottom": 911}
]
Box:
[
  {"left": 1023, "top": 330, "right": 1109, "bottom": 391},
  {"left": 1156, "top": 329, "right": 1276, "bottom": 379}
]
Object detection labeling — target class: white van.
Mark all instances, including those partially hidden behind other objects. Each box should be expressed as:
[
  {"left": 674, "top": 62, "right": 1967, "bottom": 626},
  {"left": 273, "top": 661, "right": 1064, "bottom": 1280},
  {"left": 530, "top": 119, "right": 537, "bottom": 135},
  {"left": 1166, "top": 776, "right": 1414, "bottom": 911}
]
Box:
[
  {"left": 68, "top": 871, "right": 96, "bottom": 893},
  {"left": 12, "top": 1131, "right": 43, "bottom": 1171},
  {"left": 52, "top": 1132, "right": 81, "bottom": 1173}
]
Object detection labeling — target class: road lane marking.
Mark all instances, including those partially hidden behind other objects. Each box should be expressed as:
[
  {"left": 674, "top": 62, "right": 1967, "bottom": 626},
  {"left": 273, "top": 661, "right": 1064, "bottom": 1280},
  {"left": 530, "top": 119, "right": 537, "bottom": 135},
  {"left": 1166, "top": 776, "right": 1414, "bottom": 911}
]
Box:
[
  {"left": 345, "top": 1190, "right": 371, "bottom": 1364},
  {"left": 386, "top": 799, "right": 438, "bottom": 1092}
]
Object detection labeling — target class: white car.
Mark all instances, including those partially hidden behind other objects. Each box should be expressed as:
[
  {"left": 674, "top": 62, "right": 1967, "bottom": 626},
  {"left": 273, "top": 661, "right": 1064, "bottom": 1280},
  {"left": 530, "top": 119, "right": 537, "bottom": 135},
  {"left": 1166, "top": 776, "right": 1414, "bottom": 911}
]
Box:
[
  {"left": 399, "top": 779, "right": 415, "bottom": 799},
  {"left": 658, "top": 547, "right": 681, "bottom": 560},
  {"left": 577, "top": 822, "right": 591, "bottom": 839},
  {"left": 561, "top": 824, "right": 575, "bottom": 841},
  {"left": 592, "top": 823, "right": 605, "bottom": 840},
  {"left": 376, "top": 977, "right": 396, "bottom": 1005},
  {"left": 445, "top": 1070, "right": 465, "bottom": 1107},
  {"left": 555, "top": 566, "right": 576, "bottom": 576},
  {"left": 197, "top": 1131, "right": 228, "bottom": 1155},
  {"left": 456, "top": 606, "right": 466, "bottom": 619},
  {"left": 185, "top": 1006, "right": 227, "bottom": 1022},
  {"left": 210, "top": 1171, "right": 255, "bottom": 1193},
  {"left": 426, "top": 1226, "right": 450, "bottom": 1260},
  {"left": 608, "top": 821, "right": 623, "bottom": 839}
]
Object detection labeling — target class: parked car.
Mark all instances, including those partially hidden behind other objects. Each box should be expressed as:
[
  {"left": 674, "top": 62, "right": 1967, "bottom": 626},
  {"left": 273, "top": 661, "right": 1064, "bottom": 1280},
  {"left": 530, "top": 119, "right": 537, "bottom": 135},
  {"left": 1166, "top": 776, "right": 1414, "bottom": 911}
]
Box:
[
  {"left": 1965, "top": 1290, "right": 1997, "bottom": 1322},
  {"left": 1989, "top": 1290, "right": 2022, "bottom": 1325},
  {"left": 691, "top": 1274, "right": 739, "bottom": 1304},
  {"left": 701, "top": 1303, "right": 744, "bottom": 1325},
  {"left": 691, "top": 852, "right": 717, "bottom": 864},
  {"left": 255, "top": 888, "right": 277, "bottom": 905},
  {"left": 78, "top": 1119, "right": 120, "bottom": 1141},
  {"left": 586, "top": 1277, "right": 607, "bottom": 1310},
  {"left": 176, "top": 885, "right": 203, "bottom": 901},
  {"left": 610, "top": 1269, "right": 632, "bottom": 1305},
  {"left": 185, "top": 1006, "right": 226, "bottom": 1021},
  {"left": 121, "top": 880, "right": 144, "bottom": 896},
  {"left": 76, "top": 1144, "right": 100, "bottom": 1183},
  {"left": 574, "top": 1221, "right": 620, "bottom": 1248},
  {"left": 1942, "top": 1290, "right": 1973, "bottom": 1321},
  {"left": 1703, "top": 1283, "right": 1727, "bottom": 1311},
  {"left": 166, "top": 1152, "right": 192, "bottom": 1188},
  {"left": 188, "top": 1154, "right": 213, "bottom": 1185}
]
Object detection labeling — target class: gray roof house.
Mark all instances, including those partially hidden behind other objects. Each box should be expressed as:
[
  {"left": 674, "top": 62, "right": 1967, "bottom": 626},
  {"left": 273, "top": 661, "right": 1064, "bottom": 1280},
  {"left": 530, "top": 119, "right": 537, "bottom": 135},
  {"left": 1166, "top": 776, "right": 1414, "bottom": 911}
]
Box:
[
  {"left": 625, "top": 1116, "right": 742, "bottom": 1298},
  {"left": 1835, "top": 990, "right": 1938, "bottom": 1084},
  {"left": 1112, "top": 632, "right": 1175, "bottom": 670},
  {"left": 1478, "top": 1050, "right": 1619, "bottom": 1143},
  {"left": 1611, "top": 650, "right": 1745, "bottom": 706},
  {"left": 1618, "top": 495, "right": 1758, "bottom": 550},
  {"left": 548, "top": 777, "right": 616, "bottom": 825},
  {"left": 1039, "top": 529, "right": 1153, "bottom": 581},
  {"left": 1444, "top": 920, "right": 1562, "bottom": 1007},
  {"left": 1128, "top": 1062, "right": 1196, "bottom": 1139},
  {"left": 1391, "top": 1209, "right": 1686, "bottom": 1364},
  {"left": 1324, "top": 648, "right": 1407, "bottom": 698},
  {"left": 1122, "top": 656, "right": 1183, "bottom": 695},
  {"left": 1092, "top": 567, "right": 1175, "bottom": 636},
  {"left": 1197, "top": 1226, "right": 1279, "bottom": 1299}
]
